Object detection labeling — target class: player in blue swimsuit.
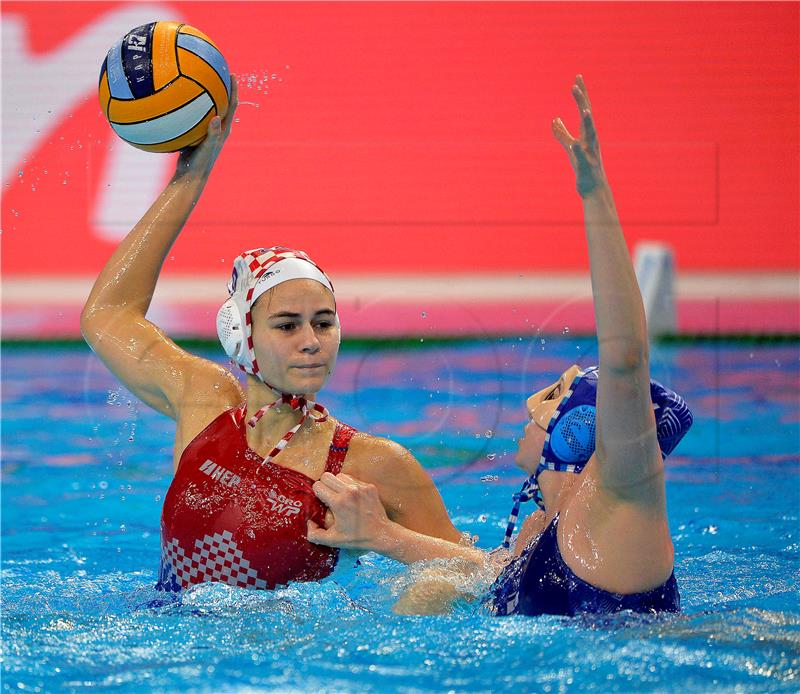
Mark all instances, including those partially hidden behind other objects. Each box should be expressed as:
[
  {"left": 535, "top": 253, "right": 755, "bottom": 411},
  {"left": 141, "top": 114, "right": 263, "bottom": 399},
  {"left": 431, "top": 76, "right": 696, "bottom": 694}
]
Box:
[{"left": 308, "top": 75, "right": 693, "bottom": 617}]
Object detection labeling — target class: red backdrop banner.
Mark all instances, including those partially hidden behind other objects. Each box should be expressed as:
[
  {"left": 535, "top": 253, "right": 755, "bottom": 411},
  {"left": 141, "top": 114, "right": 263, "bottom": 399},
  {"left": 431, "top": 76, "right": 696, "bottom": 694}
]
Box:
[{"left": 2, "top": 1, "right": 798, "bottom": 276}]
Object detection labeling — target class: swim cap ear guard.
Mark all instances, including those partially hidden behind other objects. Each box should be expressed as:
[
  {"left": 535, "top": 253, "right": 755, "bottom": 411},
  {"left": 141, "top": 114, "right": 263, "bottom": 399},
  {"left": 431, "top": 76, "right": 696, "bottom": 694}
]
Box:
[
  {"left": 502, "top": 366, "right": 693, "bottom": 549},
  {"left": 217, "top": 290, "right": 252, "bottom": 369}
]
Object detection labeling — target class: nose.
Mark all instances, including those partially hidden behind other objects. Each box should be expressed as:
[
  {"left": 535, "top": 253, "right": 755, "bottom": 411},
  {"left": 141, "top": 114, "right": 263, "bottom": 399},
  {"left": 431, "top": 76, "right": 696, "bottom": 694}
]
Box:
[{"left": 298, "top": 323, "right": 321, "bottom": 353}]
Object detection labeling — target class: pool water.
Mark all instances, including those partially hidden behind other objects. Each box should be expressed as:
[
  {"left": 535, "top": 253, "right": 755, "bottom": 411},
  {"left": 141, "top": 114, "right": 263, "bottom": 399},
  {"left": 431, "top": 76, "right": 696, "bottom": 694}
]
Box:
[{"left": 2, "top": 339, "right": 799, "bottom": 692}]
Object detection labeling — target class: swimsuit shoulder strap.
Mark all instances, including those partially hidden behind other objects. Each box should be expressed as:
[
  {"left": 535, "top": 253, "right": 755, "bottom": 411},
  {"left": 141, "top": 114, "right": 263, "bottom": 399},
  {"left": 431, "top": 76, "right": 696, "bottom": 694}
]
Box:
[{"left": 324, "top": 422, "right": 357, "bottom": 475}]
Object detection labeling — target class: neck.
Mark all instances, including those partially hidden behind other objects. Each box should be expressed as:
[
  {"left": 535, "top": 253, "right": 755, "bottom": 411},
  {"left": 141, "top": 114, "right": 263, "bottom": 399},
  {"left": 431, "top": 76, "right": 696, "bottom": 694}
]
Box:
[
  {"left": 245, "top": 376, "right": 315, "bottom": 436},
  {"left": 538, "top": 469, "right": 577, "bottom": 517}
]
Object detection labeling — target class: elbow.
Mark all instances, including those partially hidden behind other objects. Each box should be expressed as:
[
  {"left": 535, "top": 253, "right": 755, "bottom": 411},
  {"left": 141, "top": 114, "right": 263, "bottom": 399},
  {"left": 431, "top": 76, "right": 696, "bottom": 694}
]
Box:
[
  {"left": 601, "top": 337, "right": 649, "bottom": 376},
  {"left": 393, "top": 580, "right": 459, "bottom": 616},
  {"left": 80, "top": 297, "right": 110, "bottom": 346},
  {"left": 79, "top": 304, "right": 98, "bottom": 346},
  {"left": 80, "top": 303, "right": 116, "bottom": 348}
]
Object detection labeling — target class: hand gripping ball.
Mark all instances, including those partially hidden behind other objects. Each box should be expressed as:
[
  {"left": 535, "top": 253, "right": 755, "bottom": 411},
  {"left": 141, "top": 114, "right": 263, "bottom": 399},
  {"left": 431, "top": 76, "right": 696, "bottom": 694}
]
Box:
[{"left": 99, "top": 21, "right": 231, "bottom": 153}]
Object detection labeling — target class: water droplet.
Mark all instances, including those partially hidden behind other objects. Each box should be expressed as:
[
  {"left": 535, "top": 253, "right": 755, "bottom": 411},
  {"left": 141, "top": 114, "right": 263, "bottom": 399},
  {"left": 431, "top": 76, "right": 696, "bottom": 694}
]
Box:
[
  {"left": 480, "top": 475, "right": 498, "bottom": 483},
  {"left": 99, "top": 481, "right": 108, "bottom": 490},
  {"left": 485, "top": 430, "right": 493, "bottom": 438},
  {"left": 17, "top": 170, "right": 23, "bottom": 177},
  {"left": 419, "top": 338, "right": 424, "bottom": 343},
  {"left": 421, "top": 311, "right": 427, "bottom": 318},
  {"left": 562, "top": 326, "right": 570, "bottom": 334},
  {"left": 487, "top": 453, "right": 496, "bottom": 460}
]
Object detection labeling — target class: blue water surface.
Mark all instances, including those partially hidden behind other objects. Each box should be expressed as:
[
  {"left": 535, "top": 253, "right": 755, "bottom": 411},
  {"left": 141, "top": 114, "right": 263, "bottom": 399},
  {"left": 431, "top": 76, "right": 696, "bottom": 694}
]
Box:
[{"left": 2, "top": 338, "right": 799, "bottom": 692}]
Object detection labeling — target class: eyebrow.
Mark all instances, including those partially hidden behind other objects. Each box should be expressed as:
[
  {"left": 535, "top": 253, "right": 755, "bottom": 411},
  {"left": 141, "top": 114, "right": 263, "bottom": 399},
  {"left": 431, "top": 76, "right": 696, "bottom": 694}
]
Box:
[{"left": 267, "top": 309, "right": 336, "bottom": 320}]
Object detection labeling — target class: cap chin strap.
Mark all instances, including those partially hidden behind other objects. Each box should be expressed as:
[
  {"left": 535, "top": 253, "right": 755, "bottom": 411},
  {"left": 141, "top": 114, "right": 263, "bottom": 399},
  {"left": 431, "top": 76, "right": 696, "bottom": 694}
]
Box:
[
  {"left": 247, "top": 384, "right": 330, "bottom": 469},
  {"left": 502, "top": 475, "right": 539, "bottom": 550}
]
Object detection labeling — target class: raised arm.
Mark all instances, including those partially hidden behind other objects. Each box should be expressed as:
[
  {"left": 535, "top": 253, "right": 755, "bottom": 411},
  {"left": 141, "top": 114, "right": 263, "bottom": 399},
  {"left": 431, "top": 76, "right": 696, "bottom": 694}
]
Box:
[
  {"left": 552, "top": 76, "right": 662, "bottom": 506},
  {"left": 81, "top": 81, "right": 241, "bottom": 421}
]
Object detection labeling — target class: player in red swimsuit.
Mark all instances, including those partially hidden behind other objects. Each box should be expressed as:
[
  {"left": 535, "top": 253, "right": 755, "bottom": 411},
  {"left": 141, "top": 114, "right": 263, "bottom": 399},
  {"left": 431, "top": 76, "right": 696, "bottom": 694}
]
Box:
[{"left": 81, "top": 77, "right": 460, "bottom": 594}]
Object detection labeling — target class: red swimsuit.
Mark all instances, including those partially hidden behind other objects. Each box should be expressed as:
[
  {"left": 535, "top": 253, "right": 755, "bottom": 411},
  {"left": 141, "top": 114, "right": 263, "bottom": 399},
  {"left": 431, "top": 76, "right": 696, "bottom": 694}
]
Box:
[{"left": 157, "top": 405, "right": 356, "bottom": 592}]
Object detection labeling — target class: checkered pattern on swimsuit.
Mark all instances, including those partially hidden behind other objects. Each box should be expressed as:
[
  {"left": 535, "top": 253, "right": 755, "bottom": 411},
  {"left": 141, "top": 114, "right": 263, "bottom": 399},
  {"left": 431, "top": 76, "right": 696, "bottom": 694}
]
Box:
[{"left": 163, "top": 530, "right": 269, "bottom": 590}]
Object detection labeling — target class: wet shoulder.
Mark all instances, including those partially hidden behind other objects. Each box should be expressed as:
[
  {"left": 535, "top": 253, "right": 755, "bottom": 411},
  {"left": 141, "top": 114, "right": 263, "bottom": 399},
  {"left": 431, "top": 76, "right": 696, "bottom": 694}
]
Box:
[
  {"left": 342, "top": 433, "right": 417, "bottom": 483},
  {"left": 173, "top": 362, "right": 244, "bottom": 467}
]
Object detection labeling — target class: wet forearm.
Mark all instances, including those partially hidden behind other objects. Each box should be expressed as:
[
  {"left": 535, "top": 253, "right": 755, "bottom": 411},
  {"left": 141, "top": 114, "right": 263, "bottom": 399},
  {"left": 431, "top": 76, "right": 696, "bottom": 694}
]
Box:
[
  {"left": 375, "top": 520, "right": 486, "bottom": 566},
  {"left": 582, "top": 182, "right": 648, "bottom": 372},
  {"left": 82, "top": 172, "right": 208, "bottom": 321}
]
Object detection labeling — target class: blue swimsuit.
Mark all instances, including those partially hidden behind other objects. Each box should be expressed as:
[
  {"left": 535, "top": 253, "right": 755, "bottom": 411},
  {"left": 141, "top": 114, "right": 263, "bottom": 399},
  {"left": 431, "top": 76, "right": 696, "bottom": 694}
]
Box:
[{"left": 490, "top": 514, "right": 680, "bottom": 617}]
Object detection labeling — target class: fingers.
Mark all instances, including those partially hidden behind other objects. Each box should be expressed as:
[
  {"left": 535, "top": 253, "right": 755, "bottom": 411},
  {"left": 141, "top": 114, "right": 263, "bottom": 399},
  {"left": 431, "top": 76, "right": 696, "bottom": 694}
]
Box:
[
  {"left": 334, "top": 472, "right": 368, "bottom": 488},
  {"left": 311, "top": 478, "right": 337, "bottom": 506},
  {"left": 572, "top": 74, "right": 591, "bottom": 115},
  {"left": 222, "top": 75, "right": 239, "bottom": 134},
  {"left": 311, "top": 472, "right": 359, "bottom": 505},
  {"left": 230, "top": 73, "right": 239, "bottom": 108},
  {"left": 199, "top": 75, "right": 237, "bottom": 145},
  {"left": 572, "top": 75, "right": 599, "bottom": 149},
  {"left": 551, "top": 117, "right": 576, "bottom": 153},
  {"left": 312, "top": 472, "right": 379, "bottom": 515},
  {"left": 318, "top": 470, "right": 348, "bottom": 490},
  {"left": 319, "top": 471, "right": 371, "bottom": 491},
  {"left": 307, "top": 519, "right": 335, "bottom": 546},
  {"left": 576, "top": 74, "right": 592, "bottom": 110}
]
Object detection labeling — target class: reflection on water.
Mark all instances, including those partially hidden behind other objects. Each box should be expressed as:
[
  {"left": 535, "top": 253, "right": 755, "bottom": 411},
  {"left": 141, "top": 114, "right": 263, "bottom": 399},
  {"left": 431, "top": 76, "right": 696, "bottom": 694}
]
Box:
[{"left": 2, "top": 340, "right": 798, "bottom": 692}]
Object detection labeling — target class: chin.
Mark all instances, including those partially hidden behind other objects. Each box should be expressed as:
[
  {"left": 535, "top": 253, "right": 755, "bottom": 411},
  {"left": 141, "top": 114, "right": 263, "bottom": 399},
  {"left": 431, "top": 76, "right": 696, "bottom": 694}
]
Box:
[
  {"left": 514, "top": 450, "right": 537, "bottom": 475},
  {"left": 288, "top": 373, "right": 329, "bottom": 395}
]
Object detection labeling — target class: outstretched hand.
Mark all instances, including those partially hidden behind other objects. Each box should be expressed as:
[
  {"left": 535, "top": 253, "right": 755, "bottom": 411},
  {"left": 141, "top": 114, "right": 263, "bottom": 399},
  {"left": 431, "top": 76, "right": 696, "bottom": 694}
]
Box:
[
  {"left": 307, "top": 472, "right": 390, "bottom": 551},
  {"left": 552, "top": 75, "right": 606, "bottom": 197},
  {"left": 174, "top": 75, "right": 239, "bottom": 180}
]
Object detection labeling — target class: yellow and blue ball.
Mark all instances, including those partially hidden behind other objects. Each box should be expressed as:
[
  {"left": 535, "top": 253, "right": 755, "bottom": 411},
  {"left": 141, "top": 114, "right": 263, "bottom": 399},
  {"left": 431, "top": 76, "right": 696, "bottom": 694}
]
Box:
[{"left": 99, "top": 21, "right": 230, "bottom": 153}]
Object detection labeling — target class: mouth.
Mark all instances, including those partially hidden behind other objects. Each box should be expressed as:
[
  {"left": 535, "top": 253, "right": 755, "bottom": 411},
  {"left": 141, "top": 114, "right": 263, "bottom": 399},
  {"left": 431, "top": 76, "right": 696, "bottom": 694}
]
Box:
[{"left": 292, "top": 364, "right": 326, "bottom": 370}]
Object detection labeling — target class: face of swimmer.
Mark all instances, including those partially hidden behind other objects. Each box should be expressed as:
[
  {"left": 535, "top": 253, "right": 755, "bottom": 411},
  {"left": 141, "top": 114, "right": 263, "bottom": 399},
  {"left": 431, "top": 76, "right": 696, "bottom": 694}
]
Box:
[
  {"left": 250, "top": 279, "right": 339, "bottom": 395},
  {"left": 515, "top": 365, "right": 582, "bottom": 474}
]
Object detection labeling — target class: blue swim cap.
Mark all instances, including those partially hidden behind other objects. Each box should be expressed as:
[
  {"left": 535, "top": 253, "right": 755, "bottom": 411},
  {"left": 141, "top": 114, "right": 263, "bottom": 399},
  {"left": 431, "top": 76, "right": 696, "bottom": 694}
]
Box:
[
  {"left": 502, "top": 366, "right": 693, "bottom": 549},
  {"left": 549, "top": 404, "right": 597, "bottom": 463}
]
